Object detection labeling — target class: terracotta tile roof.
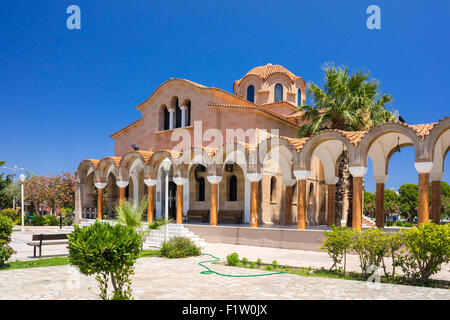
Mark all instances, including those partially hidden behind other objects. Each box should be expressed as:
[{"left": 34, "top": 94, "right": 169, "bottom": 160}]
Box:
[
  {"left": 209, "top": 104, "right": 299, "bottom": 127},
  {"left": 81, "top": 159, "right": 99, "bottom": 169},
  {"left": 234, "top": 64, "right": 303, "bottom": 87},
  {"left": 120, "top": 150, "right": 154, "bottom": 164},
  {"left": 279, "top": 136, "right": 310, "bottom": 152},
  {"left": 407, "top": 123, "right": 437, "bottom": 140},
  {"left": 338, "top": 130, "right": 368, "bottom": 146},
  {"left": 99, "top": 156, "right": 122, "bottom": 167}
]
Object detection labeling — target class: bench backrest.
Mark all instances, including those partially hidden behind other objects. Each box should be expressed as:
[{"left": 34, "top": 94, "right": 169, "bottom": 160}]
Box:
[
  {"left": 187, "top": 210, "right": 209, "bottom": 215},
  {"left": 32, "top": 233, "right": 69, "bottom": 241}
]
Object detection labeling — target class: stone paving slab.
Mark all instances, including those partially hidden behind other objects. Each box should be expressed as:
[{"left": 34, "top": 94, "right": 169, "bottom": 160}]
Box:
[{"left": 0, "top": 256, "right": 449, "bottom": 300}]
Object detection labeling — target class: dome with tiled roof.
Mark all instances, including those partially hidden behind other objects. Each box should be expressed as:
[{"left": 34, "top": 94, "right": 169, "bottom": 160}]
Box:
[{"left": 234, "top": 63, "right": 302, "bottom": 87}]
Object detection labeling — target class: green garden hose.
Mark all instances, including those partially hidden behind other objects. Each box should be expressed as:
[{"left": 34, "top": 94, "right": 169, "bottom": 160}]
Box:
[{"left": 198, "top": 253, "right": 287, "bottom": 277}]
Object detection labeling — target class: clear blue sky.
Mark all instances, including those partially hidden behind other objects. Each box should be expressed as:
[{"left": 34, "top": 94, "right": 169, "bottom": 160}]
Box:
[{"left": 1, "top": 0, "right": 449, "bottom": 192}]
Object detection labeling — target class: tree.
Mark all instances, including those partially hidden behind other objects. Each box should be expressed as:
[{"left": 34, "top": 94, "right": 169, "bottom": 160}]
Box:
[
  {"left": 398, "top": 184, "right": 418, "bottom": 220},
  {"left": 298, "top": 63, "right": 394, "bottom": 226}
]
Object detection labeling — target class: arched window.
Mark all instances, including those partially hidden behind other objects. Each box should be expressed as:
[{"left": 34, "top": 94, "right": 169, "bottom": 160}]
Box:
[
  {"left": 308, "top": 183, "right": 315, "bottom": 205},
  {"left": 270, "top": 176, "right": 277, "bottom": 203},
  {"left": 197, "top": 177, "right": 205, "bottom": 201},
  {"left": 163, "top": 106, "right": 169, "bottom": 130},
  {"left": 247, "top": 85, "right": 255, "bottom": 103},
  {"left": 186, "top": 100, "right": 191, "bottom": 126},
  {"left": 175, "top": 105, "right": 182, "bottom": 128},
  {"left": 228, "top": 175, "right": 237, "bottom": 201},
  {"left": 274, "top": 84, "right": 283, "bottom": 102},
  {"left": 298, "top": 89, "right": 302, "bottom": 106}
]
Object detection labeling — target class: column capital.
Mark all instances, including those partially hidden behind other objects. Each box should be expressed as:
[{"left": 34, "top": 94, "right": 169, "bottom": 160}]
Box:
[
  {"left": 207, "top": 175, "right": 222, "bottom": 184},
  {"left": 293, "top": 170, "right": 310, "bottom": 180},
  {"left": 414, "top": 161, "right": 433, "bottom": 174},
  {"left": 246, "top": 173, "right": 262, "bottom": 182},
  {"left": 180, "top": 105, "right": 187, "bottom": 111},
  {"left": 373, "top": 175, "right": 388, "bottom": 184},
  {"left": 144, "top": 178, "right": 157, "bottom": 186},
  {"left": 116, "top": 180, "right": 129, "bottom": 188},
  {"left": 173, "top": 177, "right": 188, "bottom": 185},
  {"left": 325, "top": 176, "right": 339, "bottom": 185},
  {"left": 430, "top": 172, "right": 443, "bottom": 181},
  {"left": 349, "top": 166, "right": 367, "bottom": 177},
  {"left": 94, "top": 182, "right": 107, "bottom": 189},
  {"left": 168, "top": 107, "right": 175, "bottom": 113}
]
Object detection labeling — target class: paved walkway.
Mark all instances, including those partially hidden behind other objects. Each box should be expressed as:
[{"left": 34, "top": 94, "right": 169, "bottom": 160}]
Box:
[
  {"left": 9, "top": 227, "right": 450, "bottom": 281},
  {"left": 0, "top": 256, "right": 448, "bottom": 300}
]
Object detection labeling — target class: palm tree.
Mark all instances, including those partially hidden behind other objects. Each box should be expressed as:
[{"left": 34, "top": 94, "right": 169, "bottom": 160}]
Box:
[
  {"left": 113, "top": 196, "right": 170, "bottom": 244},
  {"left": 298, "top": 63, "right": 394, "bottom": 227}
]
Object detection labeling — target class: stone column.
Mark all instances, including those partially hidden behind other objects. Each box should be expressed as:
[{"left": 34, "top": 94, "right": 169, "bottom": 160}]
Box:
[
  {"left": 294, "top": 170, "right": 310, "bottom": 230},
  {"left": 374, "top": 175, "right": 388, "bottom": 229},
  {"left": 180, "top": 106, "right": 187, "bottom": 128},
  {"left": 415, "top": 162, "right": 433, "bottom": 225},
  {"left": 207, "top": 176, "right": 222, "bottom": 226},
  {"left": 116, "top": 180, "right": 129, "bottom": 206},
  {"left": 94, "top": 182, "right": 106, "bottom": 220},
  {"left": 431, "top": 173, "right": 443, "bottom": 224},
  {"left": 325, "top": 177, "right": 338, "bottom": 227},
  {"left": 169, "top": 108, "right": 174, "bottom": 130},
  {"left": 349, "top": 167, "right": 367, "bottom": 231},
  {"left": 144, "top": 178, "right": 157, "bottom": 223},
  {"left": 247, "top": 173, "right": 262, "bottom": 228},
  {"left": 285, "top": 186, "right": 292, "bottom": 225},
  {"left": 173, "top": 177, "right": 188, "bottom": 225}
]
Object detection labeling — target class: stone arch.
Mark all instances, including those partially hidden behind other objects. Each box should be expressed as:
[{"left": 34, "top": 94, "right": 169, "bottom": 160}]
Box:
[
  {"left": 357, "top": 123, "right": 424, "bottom": 167},
  {"left": 299, "top": 131, "right": 356, "bottom": 171},
  {"left": 95, "top": 157, "right": 120, "bottom": 182}
]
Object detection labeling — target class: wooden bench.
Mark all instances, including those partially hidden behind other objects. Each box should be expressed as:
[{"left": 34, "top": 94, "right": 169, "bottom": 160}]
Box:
[
  {"left": 187, "top": 210, "right": 209, "bottom": 223},
  {"left": 27, "top": 233, "right": 69, "bottom": 258},
  {"left": 218, "top": 210, "right": 243, "bottom": 224}
]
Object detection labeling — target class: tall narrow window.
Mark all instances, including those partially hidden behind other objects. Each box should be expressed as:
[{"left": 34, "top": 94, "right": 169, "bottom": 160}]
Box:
[
  {"left": 274, "top": 84, "right": 283, "bottom": 102},
  {"left": 175, "top": 105, "right": 182, "bottom": 128},
  {"left": 186, "top": 100, "right": 191, "bottom": 126},
  {"left": 163, "top": 105, "right": 170, "bottom": 130},
  {"left": 298, "top": 89, "right": 302, "bottom": 106},
  {"left": 197, "top": 177, "right": 205, "bottom": 201},
  {"left": 270, "top": 176, "right": 277, "bottom": 203},
  {"left": 228, "top": 175, "right": 237, "bottom": 201},
  {"left": 247, "top": 85, "right": 255, "bottom": 103}
]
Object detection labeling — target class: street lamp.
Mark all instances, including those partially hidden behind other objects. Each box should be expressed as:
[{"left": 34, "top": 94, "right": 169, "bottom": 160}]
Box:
[
  {"left": 161, "top": 158, "right": 171, "bottom": 243},
  {"left": 19, "top": 174, "right": 26, "bottom": 232},
  {"left": 2, "top": 165, "right": 25, "bottom": 211}
]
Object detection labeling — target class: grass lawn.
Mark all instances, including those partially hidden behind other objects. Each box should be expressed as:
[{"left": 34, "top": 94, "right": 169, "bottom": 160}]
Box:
[
  {"left": 0, "top": 249, "right": 161, "bottom": 271},
  {"left": 221, "top": 261, "right": 450, "bottom": 290}
]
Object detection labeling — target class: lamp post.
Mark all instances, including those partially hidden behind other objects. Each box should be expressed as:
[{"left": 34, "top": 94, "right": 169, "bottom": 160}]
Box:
[
  {"left": 19, "top": 174, "right": 26, "bottom": 232},
  {"left": 2, "top": 165, "right": 25, "bottom": 211},
  {"left": 161, "top": 158, "right": 172, "bottom": 243}
]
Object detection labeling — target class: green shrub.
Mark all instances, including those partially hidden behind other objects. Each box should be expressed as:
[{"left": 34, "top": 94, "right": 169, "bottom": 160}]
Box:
[
  {"left": 226, "top": 252, "right": 240, "bottom": 266},
  {"left": 241, "top": 257, "right": 249, "bottom": 265},
  {"left": 265, "top": 265, "right": 273, "bottom": 271},
  {"left": 404, "top": 222, "right": 413, "bottom": 228},
  {"left": 249, "top": 261, "right": 256, "bottom": 269},
  {"left": 397, "top": 222, "right": 450, "bottom": 282},
  {"left": 0, "top": 241, "right": 15, "bottom": 266},
  {"left": 42, "top": 214, "right": 58, "bottom": 226},
  {"left": 386, "top": 221, "right": 394, "bottom": 226},
  {"left": 383, "top": 230, "right": 405, "bottom": 281},
  {"left": 0, "top": 216, "right": 15, "bottom": 266},
  {"left": 272, "top": 260, "right": 279, "bottom": 268},
  {"left": 160, "top": 236, "right": 201, "bottom": 259},
  {"left": 61, "top": 209, "right": 75, "bottom": 226},
  {"left": 351, "top": 228, "right": 389, "bottom": 278},
  {"left": 67, "top": 221, "right": 142, "bottom": 300},
  {"left": 0, "top": 216, "right": 14, "bottom": 242},
  {"left": 0, "top": 209, "right": 18, "bottom": 223},
  {"left": 395, "top": 221, "right": 403, "bottom": 227},
  {"left": 321, "top": 225, "right": 354, "bottom": 274},
  {"left": 256, "top": 258, "right": 262, "bottom": 266}
]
